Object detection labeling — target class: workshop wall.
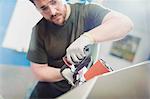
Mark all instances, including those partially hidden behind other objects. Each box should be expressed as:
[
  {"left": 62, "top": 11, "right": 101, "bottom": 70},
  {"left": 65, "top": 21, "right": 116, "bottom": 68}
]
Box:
[
  {"left": 99, "top": 0, "right": 150, "bottom": 70},
  {"left": 0, "top": 0, "right": 30, "bottom": 66}
]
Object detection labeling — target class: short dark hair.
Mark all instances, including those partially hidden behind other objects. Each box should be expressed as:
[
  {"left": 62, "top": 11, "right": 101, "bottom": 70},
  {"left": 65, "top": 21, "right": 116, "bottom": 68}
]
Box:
[{"left": 29, "top": 0, "right": 35, "bottom": 4}]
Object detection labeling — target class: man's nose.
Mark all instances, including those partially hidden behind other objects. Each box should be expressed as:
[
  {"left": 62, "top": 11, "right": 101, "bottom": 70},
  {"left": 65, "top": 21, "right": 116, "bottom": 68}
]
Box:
[{"left": 49, "top": 5, "right": 57, "bottom": 15}]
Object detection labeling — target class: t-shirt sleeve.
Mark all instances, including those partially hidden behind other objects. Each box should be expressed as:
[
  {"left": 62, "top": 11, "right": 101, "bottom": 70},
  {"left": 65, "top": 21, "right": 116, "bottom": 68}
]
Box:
[
  {"left": 27, "top": 26, "right": 48, "bottom": 64},
  {"left": 84, "top": 4, "right": 110, "bottom": 32}
]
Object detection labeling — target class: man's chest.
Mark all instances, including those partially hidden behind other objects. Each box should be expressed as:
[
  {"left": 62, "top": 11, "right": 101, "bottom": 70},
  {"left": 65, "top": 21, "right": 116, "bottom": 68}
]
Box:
[{"left": 44, "top": 17, "right": 85, "bottom": 60}]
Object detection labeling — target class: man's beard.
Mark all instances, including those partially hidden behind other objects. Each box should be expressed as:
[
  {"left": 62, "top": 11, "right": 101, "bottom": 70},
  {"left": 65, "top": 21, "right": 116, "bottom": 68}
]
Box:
[{"left": 50, "top": 13, "right": 65, "bottom": 25}]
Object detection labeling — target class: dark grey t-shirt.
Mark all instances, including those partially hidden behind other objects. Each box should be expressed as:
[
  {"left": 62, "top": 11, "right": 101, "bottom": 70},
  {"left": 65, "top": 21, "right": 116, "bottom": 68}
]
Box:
[{"left": 27, "top": 3, "right": 110, "bottom": 93}]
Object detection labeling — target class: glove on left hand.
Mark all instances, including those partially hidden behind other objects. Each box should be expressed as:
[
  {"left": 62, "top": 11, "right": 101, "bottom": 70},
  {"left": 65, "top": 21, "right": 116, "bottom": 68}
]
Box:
[{"left": 66, "top": 34, "right": 94, "bottom": 64}]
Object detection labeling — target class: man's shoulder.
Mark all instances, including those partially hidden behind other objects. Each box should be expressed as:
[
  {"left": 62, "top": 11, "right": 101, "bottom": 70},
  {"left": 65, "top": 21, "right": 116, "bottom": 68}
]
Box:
[
  {"left": 71, "top": 3, "right": 100, "bottom": 7},
  {"left": 32, "top": 18, "right": 47, "bottom": 39},
  {"left": 69, "top": 3, "right": 85, "bottom": 9},
  {"left": 70, "top": 3, "right": 102, "bottom": 12}
]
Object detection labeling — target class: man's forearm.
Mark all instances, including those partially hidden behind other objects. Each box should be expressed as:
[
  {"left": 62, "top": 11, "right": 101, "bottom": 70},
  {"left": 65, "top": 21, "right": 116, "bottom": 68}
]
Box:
[
  {"left": 85, "top": 11, "right": 133, "bottom": 43},
  {"left": 31, "top": 63, "right": 64, "bottom": 82}
]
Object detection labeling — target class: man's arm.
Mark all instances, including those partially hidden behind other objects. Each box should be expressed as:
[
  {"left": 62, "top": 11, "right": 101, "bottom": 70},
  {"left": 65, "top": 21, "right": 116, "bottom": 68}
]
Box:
[
  {"left": 66, "top": 10, "right": 133, "bottom": 64},
  {"left": 30, "top": 62, "right": 64, "bottom": 82},
  {"left": 85, "top": 10, "right": 134, "bottom": 42}
]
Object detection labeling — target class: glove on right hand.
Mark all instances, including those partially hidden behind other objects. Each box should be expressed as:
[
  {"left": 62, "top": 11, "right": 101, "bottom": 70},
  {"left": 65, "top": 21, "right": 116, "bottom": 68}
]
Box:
[{"left": 60, "top": 64, "right": 75, "bottom": 86}]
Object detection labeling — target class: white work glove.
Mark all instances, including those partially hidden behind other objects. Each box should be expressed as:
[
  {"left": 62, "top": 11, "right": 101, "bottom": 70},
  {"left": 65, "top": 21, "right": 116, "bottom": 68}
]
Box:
[
  {"left": 61, "top": 67, "right": 74, "bottom": 86},
  {"left": 60, "top": 63, "right": 76, "bottom": 86},
  {"left": 66, "top": 34, "right": 94, "bottom": 64}
]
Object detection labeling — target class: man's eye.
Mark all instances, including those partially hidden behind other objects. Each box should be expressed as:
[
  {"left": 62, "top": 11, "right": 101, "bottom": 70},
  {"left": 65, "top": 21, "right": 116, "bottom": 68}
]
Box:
[{"left": 42, "top": 6, "right": 49, "bottom": 11}]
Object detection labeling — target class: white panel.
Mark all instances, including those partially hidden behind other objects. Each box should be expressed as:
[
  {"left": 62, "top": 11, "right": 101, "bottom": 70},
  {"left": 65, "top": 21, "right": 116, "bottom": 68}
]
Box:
[{"left": 2, "top": 0, "right": 42, "bottom": 52}]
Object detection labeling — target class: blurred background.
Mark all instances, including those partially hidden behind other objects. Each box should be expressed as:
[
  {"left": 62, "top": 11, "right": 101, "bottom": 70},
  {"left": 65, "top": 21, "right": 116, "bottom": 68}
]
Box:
[
  {"left": 0, "top": 0, "right": 150, "bottom": 99},
  {"left": 0, "top": 0, "right": 150, "bottom": 68}
]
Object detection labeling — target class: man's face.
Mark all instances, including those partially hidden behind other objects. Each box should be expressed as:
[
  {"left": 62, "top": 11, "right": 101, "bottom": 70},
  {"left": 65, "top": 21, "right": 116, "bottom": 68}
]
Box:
[{"left": 34, "top": 0, "right": 67, "bottom": 25}]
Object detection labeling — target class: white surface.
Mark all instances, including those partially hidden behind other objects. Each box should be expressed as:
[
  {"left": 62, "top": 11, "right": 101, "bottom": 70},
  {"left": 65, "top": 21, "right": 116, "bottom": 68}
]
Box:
[
  {"left": 88, "top": 61, "right": 150, "bottom": 99},
  {"left": 58, "top": 61, "right": 150, "bottom": 99},
  {"left": 2, "top": 0, "right": 42, "bottom": 52}
]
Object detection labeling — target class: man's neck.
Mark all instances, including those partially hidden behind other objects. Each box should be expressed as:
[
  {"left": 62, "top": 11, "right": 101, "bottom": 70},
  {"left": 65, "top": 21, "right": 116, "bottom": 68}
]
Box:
[{"left": 65, "top": 4, "right": 71, "bottom": 21}]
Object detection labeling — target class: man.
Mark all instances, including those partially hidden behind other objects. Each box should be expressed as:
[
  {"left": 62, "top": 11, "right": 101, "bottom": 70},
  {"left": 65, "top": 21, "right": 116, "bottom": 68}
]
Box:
[{"left": 27, "top": 0, "right": 133, "bottom": 98}]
